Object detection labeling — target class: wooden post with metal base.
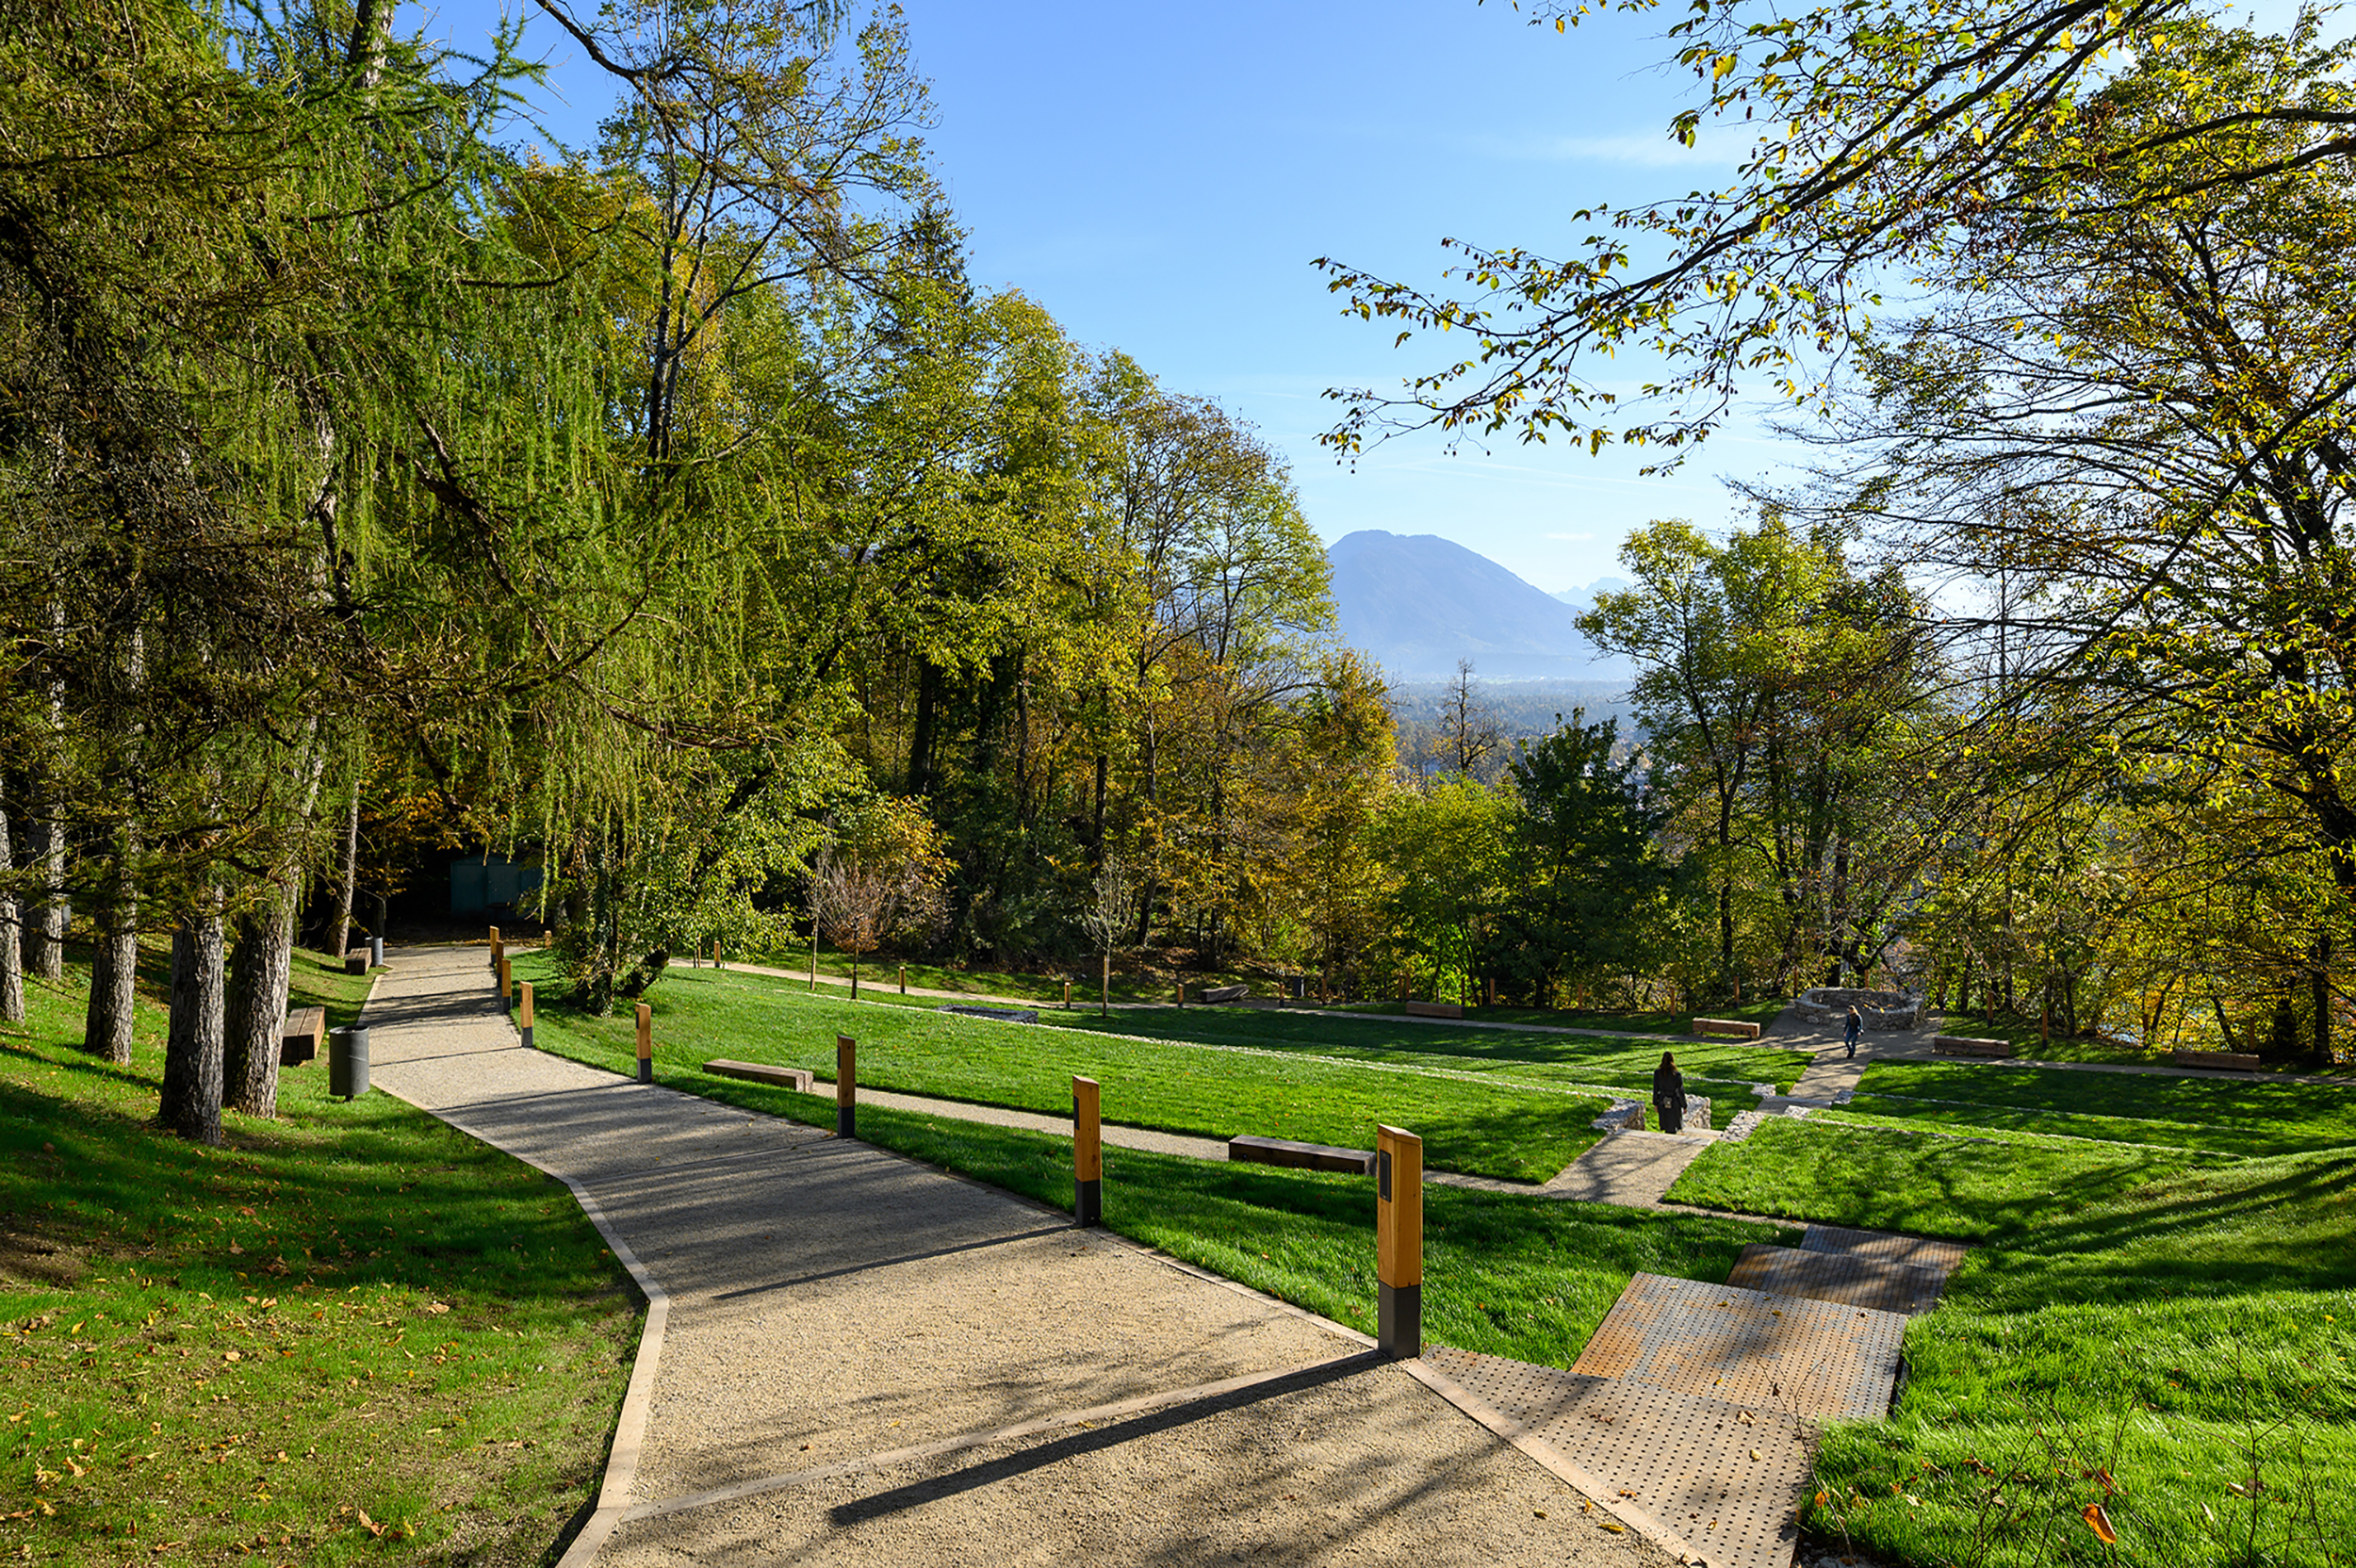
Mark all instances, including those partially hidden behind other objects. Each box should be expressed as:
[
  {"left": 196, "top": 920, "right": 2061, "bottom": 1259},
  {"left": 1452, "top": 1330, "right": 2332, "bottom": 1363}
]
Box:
[
  {"left": 518, "top": 982, "right": 535, "bottom": 1050},
  {"left": 634, "top": 1003, "right": 653, "bottom": 1085},
  {"left": 488, "top": 924, "right": 502, "bottom": 974},
  {"left": 1072, "top": 1075, "right": 1102, "bottom": 1225},
  {"left": 1376, "top": 1124, "right": 1423, "bottom": 1359},
  {"left": 836, "top": 1036, "right": 857, "bottom": 1138},
  {"left": 499, "top": 955, "right": 513, "bottom": 1012}
]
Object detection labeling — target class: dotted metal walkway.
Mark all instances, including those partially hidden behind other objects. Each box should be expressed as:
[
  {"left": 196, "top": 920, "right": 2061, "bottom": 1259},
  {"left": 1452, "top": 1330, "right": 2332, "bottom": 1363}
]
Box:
[{"left": 1424, "top": 1219, "right": 1969, "bottom": 1567}]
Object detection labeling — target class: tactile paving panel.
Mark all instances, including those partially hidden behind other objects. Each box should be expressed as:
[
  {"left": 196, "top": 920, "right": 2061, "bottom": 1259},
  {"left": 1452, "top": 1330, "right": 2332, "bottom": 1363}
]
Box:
[
  {"left": 1802, "top": 1224, "right": 1972, "bottom": 1277},
  {"left": 1428, "top": 1346, "right": 1808, "bottom": 1568},
  {"left": 1571, "top": 1273, "right": 1906, "bottom": 1421},
  {"left": 1725, "top": 1244, "right": 1951, "bottom": 1315}
]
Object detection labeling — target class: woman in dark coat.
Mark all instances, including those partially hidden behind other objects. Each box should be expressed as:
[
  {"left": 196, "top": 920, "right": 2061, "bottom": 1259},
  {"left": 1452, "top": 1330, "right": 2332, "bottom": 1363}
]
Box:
[{"left": 1652, "top": 1051, "right": 1687, "bottom": 1134}]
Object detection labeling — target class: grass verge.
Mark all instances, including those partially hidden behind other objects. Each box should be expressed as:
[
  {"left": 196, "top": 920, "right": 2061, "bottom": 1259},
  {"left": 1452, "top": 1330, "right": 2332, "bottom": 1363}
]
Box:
[
  {"left": 522, "top": 957, "right": 1622, "bottom": 1182},
  {"left": 1661, "top": 1116, "right": 2207, "bottom": 1241},
  {"left": 1807, "top": 1150, "right": 2356, "bottom": 1566},
  {"left": 1856, "top": 1060, "right": 2356, "bottom": 1157},
  {"left": 1025, "top": 1002, "right": 1813, "bottom": 1098},
  {"left": 2, "top": 951, "right": 639, "bottom": 1567}
]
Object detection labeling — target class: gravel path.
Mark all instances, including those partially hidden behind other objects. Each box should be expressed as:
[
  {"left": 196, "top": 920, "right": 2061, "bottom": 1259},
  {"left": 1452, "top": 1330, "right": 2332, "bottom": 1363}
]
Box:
[{"left": 362, "top": 946, "right": 1675, "bottom": 1568}]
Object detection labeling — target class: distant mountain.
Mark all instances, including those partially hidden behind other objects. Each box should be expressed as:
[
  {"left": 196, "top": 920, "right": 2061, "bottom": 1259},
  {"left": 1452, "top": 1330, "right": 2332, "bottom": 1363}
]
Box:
[
  {"left": 1325, "top": 531, "right": 1632, "bottom": 681},
  {"left": 1550, "top": 576, "right": 1629, "bottom": 612}
]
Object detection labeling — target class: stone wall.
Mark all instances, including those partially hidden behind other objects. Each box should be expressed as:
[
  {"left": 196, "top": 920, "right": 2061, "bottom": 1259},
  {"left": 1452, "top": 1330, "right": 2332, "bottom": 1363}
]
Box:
[{"left": 1794, "top": 986, "right": 1924, "bottom": 1030}]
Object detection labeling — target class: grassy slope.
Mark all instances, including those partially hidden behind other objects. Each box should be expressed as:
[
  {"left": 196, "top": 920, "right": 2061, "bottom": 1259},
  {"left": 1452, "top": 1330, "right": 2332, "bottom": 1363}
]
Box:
[
  {"left": 525, "top": 956, "right": 1624, "bottom": 1182},
  {"left": 1025, "top": 1004, "right": 1814, "bottom": 1097},
  {"left": 1855, "top": 1059, "right": 2356, "bottom": 1157},
  {"left": 1661, "top": 1116, "right": 2211, "bottom": 1241},
  {"left": 1809, "top": 1151, "right": 2356, "bottom": 1567},
  {"left": 1, "top": 951, "right": 638, "bottom": 1567}
]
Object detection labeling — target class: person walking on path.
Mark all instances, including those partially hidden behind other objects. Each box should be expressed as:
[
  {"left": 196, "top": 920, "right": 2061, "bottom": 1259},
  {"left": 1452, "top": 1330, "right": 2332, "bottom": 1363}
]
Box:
[
  {"left": 1844, "top": 1005, "right": 1863, "bottom": 1058},
  {"left": 1651, "top": 1051, "right": 1687, "bottom": 1134}
]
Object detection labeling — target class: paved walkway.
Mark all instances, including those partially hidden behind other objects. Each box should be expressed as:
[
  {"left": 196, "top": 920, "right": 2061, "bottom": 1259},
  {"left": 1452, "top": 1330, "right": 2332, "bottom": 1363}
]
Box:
[{"left": 362, "top": 947, "right": 1673, "bottom": 1568}]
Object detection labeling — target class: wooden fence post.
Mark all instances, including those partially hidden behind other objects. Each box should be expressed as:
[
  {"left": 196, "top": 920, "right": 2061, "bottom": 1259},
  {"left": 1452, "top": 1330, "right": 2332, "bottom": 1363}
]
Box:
[
  {"left": 634, "top": 1003, "right": 653, "bottom": 1085},
  {"left": 836, "top": 1035, "right": 857, "bottom": 1137},
  {"left": 1072, "top": 1075, "right": 1101, "bottom": 1225},
  {"left": 488, "top": 924, "right": 502, "bottom": 975},
  {"left": 518, "top": 982, "right": 534, "bottom": 1050},
  {"left": 1376, "top": 1124, "right": 1423, "bottom": 1359},
  {"left": 499, "top": 955, "right": 513, "bottom": 1011}
]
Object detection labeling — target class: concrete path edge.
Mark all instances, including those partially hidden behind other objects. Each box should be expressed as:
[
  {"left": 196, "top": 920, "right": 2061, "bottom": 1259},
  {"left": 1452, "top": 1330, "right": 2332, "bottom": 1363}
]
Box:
[{"left": 357, "top": 979, "right": 673, "bottom": 1568}]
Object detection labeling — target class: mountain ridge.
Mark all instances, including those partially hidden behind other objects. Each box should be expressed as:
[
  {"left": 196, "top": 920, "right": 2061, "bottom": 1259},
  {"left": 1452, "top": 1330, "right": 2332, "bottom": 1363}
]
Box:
[{"left": 1325, "top": 531, "right": 1630, "bottom": 681}]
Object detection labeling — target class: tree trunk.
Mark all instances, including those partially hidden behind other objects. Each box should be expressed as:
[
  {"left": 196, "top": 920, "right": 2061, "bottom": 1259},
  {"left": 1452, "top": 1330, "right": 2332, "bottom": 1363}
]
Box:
[
  {"left": 222, "top": 884, "right": 296, "bottom": 1118},
  {"left": 2314, "top": 931, "right": 2333, "bottom": 1071},
  {"left": 327, "top": 788, "right": 359, "bottom": 958},
  {"left": 161, "top": 898, "right": 226, "bottom": 1145},
  {"left": 0, "top": 808, "right": 22, "bottom": 1024},
  {"left": 27, "top": 810, "right": 66, "bottom": 982},
  {"left": 83, "top": 829, "right": 139, "bottom": 1064}
]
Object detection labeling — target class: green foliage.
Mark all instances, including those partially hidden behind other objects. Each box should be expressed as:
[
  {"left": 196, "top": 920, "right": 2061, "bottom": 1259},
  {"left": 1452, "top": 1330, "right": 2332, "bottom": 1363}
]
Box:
[{"left": 1492, "top": 711, "right": 1681, "bottom": 1005}]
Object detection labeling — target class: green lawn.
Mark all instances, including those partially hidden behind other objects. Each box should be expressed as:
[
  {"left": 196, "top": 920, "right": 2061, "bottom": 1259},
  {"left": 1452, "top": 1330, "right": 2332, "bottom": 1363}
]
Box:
[
  {"left": 1336, "top": 994, "right": 1790, "bottom": 1038},
  {"left": 1023, "top": 998, "right": 1814, "bottom": 1098},
  {"left": 517, "top": 956, "right": 1620, "bottom": 1182},
  {"left": 1661, "top": 1116, "right": 2209, "bottom": 1240},
  {"left": 1808, "top": 1150, "right": 2356, "bottom": 1566},
  {"left": 1856, "top": 1060, "right": 2356, "bottom": 1158},
  {"left": 1, "top": 951, "right": 640, "bottom": 1567}
]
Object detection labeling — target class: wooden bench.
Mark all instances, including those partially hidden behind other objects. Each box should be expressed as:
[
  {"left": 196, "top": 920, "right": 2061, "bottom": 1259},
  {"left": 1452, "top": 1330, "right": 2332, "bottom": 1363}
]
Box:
[
  {"left": 280, "top": 1006, "right": 325, "bottom": 1067},
  {"left": 941, "top": 1004, "right": 1039, "bottom": 1024},
  {"left": 1197, "top": 984, "right": 1249, "bottom": 1004},
  {"left": 1692, "top": 1017, "right": 1761, "bottom": 1040},
  {"left": 344, "top": 949, "right": 368, "bottom": 975},
  {"left": 2170, "top": 1049, "right": 2263, "bottom": 1072},
  {"left": 1228, "top": 1135, "right": 1377, "bottom": 1176},
  {"left": 1933, "top": 1036, "right": 2016, "bottom": 1058},
  {"left": 1403, "top": 1000, "right": 1464, "bottom": 1020},
  {"left": 704, "top": 1059, "right": 817, "bottom": 1092}
]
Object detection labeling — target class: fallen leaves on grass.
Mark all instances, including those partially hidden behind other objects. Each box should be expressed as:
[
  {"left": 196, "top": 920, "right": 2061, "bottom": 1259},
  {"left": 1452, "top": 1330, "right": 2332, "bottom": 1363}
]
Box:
[{"left": 2084, "top": 1501, "right": 2117, "bottom": 1544}]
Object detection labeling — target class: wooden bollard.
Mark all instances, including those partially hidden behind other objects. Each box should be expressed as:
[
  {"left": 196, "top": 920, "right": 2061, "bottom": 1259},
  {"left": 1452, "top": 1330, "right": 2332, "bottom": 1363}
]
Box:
[
  {"left": 518, "top": 982, "right": 535, "bottom": 1050},
  {"left": 499, "top": 955, "right": 513, "bottom": 1010},
  {"left": 634, "top": 1003, "right": 653, "bottom": 1085},
  {"left": 898, "top": 966, "right": 907, "bottom": 994},
  {"left": 836, "top": 1035, "right": 857, "bottom": 1138},
  {"left": 488, "top": 924, "right": 502, "bottom": 974},
  {"left": 1175, "top": 980, "right": 1185, "bottom": 1007},
  {"left": 1063, "top": 979, "right": 1072, "bottom": 1011},
  {"left": 713, "top": 939, "right": 723, "bottom": 972},
  {"left": 1072, "top": 1075, "right": 1102, "bottom": 1225},
  {"left": 1376, "top": 1124, "right": 1423, "bottom": 1359},
  {"left": 810, "top": 933, "right": 818, "bottom": 993}
]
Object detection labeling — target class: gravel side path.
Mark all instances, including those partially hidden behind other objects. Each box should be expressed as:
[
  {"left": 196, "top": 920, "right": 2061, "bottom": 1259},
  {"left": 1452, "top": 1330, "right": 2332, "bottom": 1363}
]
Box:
[{"left": 363, "top": 946, "right": 1673, "bottom": 1568}]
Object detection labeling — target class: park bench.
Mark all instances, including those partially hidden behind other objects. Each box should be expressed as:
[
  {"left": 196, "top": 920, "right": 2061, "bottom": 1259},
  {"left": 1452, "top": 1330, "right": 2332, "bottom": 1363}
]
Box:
[
  {"left": 2169, "top": 1048, "right": 2263, "bottom": 1072},
  {"left": 1228, "top": 1135, "right": 1377, "bottom": 1176},
  {"left": 1197, "top": 984, "right": 1249, "bottom": 1004},
  {"left": 941, "top": 1004, "right": 1039, "bottom": 1024},
  {"left": 280, "top": 1005, "right": 325, "bottom": 1067},
  {"left": 1403, "top": 1000, "right": 1464, "bottom": 1020},
  {"left": 1693, "top": 1017, "right": 1761, "bottom": 1040},
  {"left": 703, "top": 1059, "right": 816, "bottom": 1092},
  {"left": 1933, "top": 1035, "right": 2015, "bottom": 1058}
]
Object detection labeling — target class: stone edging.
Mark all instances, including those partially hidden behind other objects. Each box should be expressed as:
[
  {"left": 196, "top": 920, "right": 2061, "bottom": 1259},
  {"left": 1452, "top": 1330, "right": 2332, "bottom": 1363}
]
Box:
[{"left": 360, "top": 966, "right": 674, "bottom": 1568}]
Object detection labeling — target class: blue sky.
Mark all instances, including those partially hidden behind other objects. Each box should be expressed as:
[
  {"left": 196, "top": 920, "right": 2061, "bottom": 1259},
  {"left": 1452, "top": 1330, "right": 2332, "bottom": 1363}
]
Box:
[{"left": 417, "top": 0, "right": 1779, "bottom": 593}]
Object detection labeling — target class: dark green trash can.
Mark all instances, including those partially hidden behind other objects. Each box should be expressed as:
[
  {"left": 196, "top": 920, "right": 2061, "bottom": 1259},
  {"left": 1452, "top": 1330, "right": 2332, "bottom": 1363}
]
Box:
[{"left": 330, "top": 1026, "right": 370, "bottom": 1100}]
